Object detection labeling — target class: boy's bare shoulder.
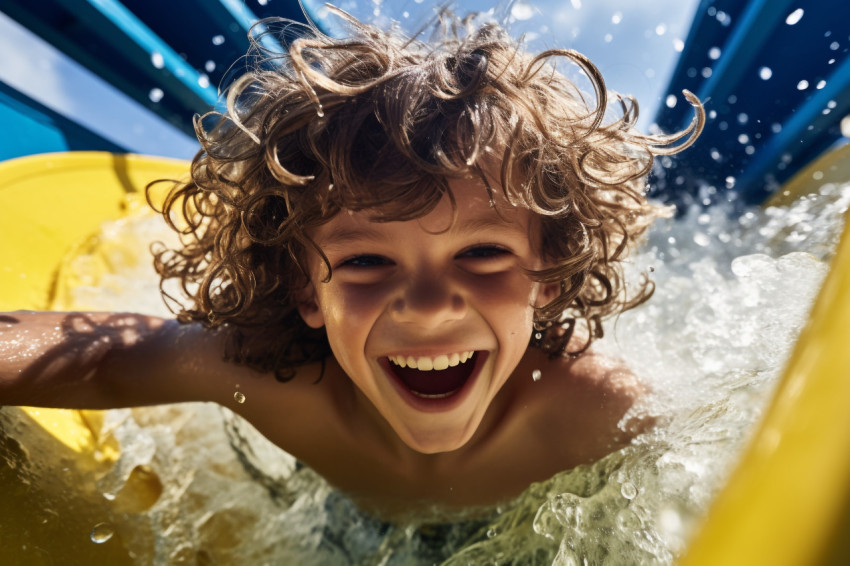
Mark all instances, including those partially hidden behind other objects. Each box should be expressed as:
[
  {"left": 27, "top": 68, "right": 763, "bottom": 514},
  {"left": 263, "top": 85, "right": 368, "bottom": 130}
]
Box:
[
  {"left": 510, "top": 347, "right": 651, "bottom": 461},
  {"left": 519, "top": 347, "right": 645, "bottom": 406}
]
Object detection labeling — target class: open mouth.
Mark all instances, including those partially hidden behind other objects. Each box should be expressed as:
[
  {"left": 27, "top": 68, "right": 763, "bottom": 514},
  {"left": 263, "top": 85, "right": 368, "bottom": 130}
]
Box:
[{"left": 386, "top": 351, "right": 480, "bottom": 399}]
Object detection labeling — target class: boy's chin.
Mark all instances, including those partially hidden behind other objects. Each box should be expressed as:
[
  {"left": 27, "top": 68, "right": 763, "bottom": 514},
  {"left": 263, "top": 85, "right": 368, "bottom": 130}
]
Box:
[{"left": 396, "top": 424, "right": 477, "bottom": 455}]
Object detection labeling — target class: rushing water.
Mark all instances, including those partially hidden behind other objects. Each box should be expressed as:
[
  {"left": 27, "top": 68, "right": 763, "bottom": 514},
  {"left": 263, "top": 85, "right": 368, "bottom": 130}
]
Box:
[{"left": 5, "top": 180, "right": 850, "bottom": 564}]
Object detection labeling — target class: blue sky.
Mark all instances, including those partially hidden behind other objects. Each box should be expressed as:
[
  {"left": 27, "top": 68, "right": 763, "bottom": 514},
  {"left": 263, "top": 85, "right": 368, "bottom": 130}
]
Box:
[{"left": 0, "top": 0, "right": 701, "bottom": 160}]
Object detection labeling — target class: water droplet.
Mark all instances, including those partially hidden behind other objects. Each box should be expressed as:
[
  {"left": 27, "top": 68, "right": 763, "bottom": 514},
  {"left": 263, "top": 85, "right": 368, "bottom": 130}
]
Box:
[
  {"left": 759, "top": 66, "right": 773, "bottom": 80},
  {"left": 708, "top": 46, "right": 721, "bottom": 60},
  {"left": 816, "top": 80, "right": 826, "bottom": 90},
  {"left": 841, "top": 116, "right": 850, "bottom": 138},
  {"left": 693, "top": 232, "right": 710, "bottom": 247},
  {"left": 616, "top": 508, "right": 642, "bottom": 531},
  {"left": 655, "top": 24, "right": 667, "bottom": 36},
  {"left": 149, "top": 88, "right": 164, "bottom": 103},
  {"left": 611, "top": 11, "right": 622, "bottom": 24},
  {"left": 197, "top": 74, "right": 210, "bottom": 88},
  {"left": 328, "top": 183, "right": 334, "bottom": 191},
  {"left": 534, "top": 332, "right": 543, "bottom": 340},
  {"left": 234, "top": 391, "right": 246, "bottom": 404},
  {"left": 486, "top": 528, "right": 497, "bottom": 538},
  {"left": 151, "top": 52, "right": 164, "bottom": 69},
  {"left": 785, "top": 8, "right": 804, "bottom": 26},
  {"left": 797, "top": 79, "right": 809, "bottom": 90},
  {"left": 673, "top": 38, "right": 684, "bottom": 52},
  {"left": 665, "top": 94, "right": 677, "bottom": 109},
  {"left": 205, "top": 60, "right": 216, "bottom": 73},
  {"left": 90, "top": 522, "right": 114, "bottom": 544},
  {"left": 510, "top": 1, "right": 534, "bottom": 21},
  {"left": 738, "top": 133, "right": 749, "bottom": 145},
  {"left": 316, "top": 104, "right": 325, "bottom": 118},
  {"left": 212, "top": 35, "right": 225, "bottom": 46},
  {"left": 620, "top": 481, "right": 638, "bottom": 500},
  {"left": 532, "top": 369, "right": 542, "bottom": 382}
]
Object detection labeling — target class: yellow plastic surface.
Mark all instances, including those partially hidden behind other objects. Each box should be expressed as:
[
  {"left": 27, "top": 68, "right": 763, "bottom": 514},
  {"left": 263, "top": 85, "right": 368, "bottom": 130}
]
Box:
[
  {"left": 0, "top": 151, "right": 188, "bottom": 456},
  {"left": 0, "top": 151, "right": 188, "bottom": 312},
  {"left": 766, "top": 142, "right": 850, "bottom": 208}
]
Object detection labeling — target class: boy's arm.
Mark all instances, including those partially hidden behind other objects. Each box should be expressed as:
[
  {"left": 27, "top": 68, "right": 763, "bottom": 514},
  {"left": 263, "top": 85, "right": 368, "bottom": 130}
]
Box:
[{"left": 0, "top": 310, "right": 245, "bottom": 409}]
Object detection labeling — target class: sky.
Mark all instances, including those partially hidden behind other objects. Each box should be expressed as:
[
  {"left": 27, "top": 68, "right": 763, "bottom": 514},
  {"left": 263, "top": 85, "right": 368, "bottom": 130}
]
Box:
[{"left": 0, "top": 0, "right": 701, "bottom": 160}]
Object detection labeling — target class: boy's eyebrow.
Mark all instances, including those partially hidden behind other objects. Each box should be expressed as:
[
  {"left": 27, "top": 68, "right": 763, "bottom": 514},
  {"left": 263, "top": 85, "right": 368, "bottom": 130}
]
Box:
[
  {"left": 318, "top": 225, "right": 388, "bottom": 247},
  {"left": 318, "top": 211, "right": 529, "bottom": 247},
  {"left": 457, "top": 214, "right": 528, "bottom": 236}
]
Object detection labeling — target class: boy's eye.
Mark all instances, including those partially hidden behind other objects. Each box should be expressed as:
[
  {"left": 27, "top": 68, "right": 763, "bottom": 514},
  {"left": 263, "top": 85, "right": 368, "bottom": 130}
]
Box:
[
  {"left": 457, "top": 245, "right": 511, "bottom": 259},
  {"left": 338, "top": 255, "right": 392, "bottom": 268}
]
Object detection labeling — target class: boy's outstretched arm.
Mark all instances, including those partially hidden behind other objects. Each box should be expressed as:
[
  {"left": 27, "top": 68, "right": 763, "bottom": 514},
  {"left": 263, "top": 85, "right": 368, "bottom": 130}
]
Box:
[{"left": 0, "top": 311, "right": 241, "bottom": 409}]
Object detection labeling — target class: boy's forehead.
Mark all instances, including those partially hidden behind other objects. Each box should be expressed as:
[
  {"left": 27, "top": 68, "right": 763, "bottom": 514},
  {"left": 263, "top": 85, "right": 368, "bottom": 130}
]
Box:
[{"left": 312, "top": 177, "right": 533, "bottom": 244}]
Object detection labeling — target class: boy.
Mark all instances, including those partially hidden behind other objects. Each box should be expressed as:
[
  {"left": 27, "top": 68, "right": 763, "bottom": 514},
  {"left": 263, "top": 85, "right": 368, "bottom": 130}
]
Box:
[{"left": 0, "top": 10, "right": 701, "bottom": 516}]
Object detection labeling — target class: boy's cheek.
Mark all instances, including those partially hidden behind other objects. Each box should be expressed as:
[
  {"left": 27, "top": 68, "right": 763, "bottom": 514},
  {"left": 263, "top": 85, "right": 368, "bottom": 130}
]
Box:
[{"left": 305, "top": 281, "right": 391, "bottom": 332}]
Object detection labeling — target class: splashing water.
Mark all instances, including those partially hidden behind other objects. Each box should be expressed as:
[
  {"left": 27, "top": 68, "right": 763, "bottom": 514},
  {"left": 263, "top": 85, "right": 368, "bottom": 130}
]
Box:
[
  {"left": 5, "top": 181, "right": 850, "bottom": 563},
  {"left": 90, "top": 522, "right": 115, "bottom": 544}
]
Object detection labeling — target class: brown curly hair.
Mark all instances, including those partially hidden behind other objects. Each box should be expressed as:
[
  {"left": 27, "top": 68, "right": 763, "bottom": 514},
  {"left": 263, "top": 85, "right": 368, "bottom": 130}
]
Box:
[{"left": 148, "top": 10, "right": 703, "bottom": 380}]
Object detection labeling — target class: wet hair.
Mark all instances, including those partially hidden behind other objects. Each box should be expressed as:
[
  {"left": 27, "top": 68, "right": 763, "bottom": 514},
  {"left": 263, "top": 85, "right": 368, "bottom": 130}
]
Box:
[{"left": 149, "top": 10, "right": 703, "bottom": 380}]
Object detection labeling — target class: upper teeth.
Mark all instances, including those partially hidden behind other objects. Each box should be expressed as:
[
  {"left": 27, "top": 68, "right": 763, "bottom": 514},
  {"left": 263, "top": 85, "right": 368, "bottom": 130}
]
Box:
[{"left": 388, "top": 351, "right": 475, "bottom": 371}]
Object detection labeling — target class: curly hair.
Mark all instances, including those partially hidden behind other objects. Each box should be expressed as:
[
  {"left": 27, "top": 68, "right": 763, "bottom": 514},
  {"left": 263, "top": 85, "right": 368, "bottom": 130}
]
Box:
[{"left": 148, "top": 9, "right": 703, "bottom": 380}]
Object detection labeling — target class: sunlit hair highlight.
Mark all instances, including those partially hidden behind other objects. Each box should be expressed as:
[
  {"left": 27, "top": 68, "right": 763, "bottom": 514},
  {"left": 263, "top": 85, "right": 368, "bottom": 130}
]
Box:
[{"left": 149, "top": 9, "right": 704, "bottom": 379}]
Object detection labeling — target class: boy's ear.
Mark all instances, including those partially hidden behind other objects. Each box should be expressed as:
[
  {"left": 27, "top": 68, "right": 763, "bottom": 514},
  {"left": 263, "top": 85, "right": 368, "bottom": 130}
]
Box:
[
  {"left": 296, "top": 283, "right": 325, "bottom": 329},
  {"left": 534, "top": 280, "right": 561, "bottom": 308}
]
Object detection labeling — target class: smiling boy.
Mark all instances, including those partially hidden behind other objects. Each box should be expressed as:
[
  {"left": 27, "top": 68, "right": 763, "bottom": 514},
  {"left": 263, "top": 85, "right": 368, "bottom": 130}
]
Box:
[{"left": 0, "top": 10, "right": 701, "bottom": 516}]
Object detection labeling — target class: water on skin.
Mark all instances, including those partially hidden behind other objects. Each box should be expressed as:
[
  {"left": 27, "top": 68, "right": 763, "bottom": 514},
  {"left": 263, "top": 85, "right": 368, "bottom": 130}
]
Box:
[{"left": 11, "top": 182, "right": 850, "bottom": 563}]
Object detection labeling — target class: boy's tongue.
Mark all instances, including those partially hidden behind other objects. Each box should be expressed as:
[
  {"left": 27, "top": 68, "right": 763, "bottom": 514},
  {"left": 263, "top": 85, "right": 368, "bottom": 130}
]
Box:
[{"left": 392, "top": 354, "right": 476, "bottom": 396}]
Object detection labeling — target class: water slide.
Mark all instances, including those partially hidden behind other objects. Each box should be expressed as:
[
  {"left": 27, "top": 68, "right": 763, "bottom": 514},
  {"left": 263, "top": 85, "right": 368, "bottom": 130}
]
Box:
[{"left": 1, "top": 1, "right": 848, "bottom": 563}]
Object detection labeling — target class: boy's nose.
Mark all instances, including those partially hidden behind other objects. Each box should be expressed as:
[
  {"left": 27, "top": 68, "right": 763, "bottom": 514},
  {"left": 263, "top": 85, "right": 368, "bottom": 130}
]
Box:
[{"left": 390, "top": 274, "right": 467, "bottom": 328}]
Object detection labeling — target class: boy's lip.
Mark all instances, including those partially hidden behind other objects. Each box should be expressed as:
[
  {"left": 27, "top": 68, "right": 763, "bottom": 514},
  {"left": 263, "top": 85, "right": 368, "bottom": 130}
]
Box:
[{"left": 378, "top": 351, "right": 489, "bottom": 413}]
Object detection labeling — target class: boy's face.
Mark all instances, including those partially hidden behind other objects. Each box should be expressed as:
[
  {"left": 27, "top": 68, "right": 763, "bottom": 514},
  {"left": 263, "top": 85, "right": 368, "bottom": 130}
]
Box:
[{"left": 299, "top": 177, "right": 555, "bottom": 454}]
